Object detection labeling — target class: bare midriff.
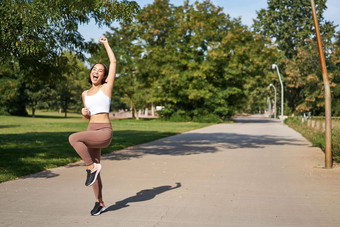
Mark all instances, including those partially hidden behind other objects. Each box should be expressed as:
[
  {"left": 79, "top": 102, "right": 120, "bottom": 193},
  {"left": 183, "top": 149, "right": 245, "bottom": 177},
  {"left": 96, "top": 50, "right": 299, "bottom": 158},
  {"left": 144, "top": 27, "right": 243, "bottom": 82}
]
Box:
[{"left": 89, "top": 113, "right": 110, "bottom": 123}]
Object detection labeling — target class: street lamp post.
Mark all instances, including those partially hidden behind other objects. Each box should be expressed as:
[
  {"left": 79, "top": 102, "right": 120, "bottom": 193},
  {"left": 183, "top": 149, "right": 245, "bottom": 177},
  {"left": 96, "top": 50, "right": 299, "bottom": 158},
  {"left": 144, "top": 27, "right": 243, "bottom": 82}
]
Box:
[
  {"left": 272, "top": 64, "right": 284, "bottom": 125},
  {"left": 310, "top": 0, "right": 332, "bottom": 168},
  {"left": 269, "top": 84, "right": 277, "bottom": 119},
  {"left": 267, "top": 97, "right": 271, "bottom": 116}
]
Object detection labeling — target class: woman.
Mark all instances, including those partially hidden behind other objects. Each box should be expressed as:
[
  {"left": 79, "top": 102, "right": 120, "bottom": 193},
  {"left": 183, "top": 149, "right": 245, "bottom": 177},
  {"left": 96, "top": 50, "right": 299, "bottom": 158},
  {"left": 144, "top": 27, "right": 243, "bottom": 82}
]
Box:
[{"left": 69, "top": 37, "right": 116, "bottom": 216}]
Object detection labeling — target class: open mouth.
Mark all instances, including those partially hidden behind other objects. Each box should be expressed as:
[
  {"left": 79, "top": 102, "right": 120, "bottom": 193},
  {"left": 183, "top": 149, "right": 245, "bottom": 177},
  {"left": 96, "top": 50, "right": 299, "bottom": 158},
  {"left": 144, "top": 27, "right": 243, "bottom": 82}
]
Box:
[{"left": 93, "top": 74, "right": 99, "bottom": 80}]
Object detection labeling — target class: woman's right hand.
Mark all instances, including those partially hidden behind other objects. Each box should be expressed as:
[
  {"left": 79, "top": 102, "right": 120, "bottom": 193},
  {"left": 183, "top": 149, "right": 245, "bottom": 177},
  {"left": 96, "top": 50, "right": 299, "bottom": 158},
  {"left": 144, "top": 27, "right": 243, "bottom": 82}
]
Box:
[{"left": 82, "top": 108, "right": 90, "bottom": 116}]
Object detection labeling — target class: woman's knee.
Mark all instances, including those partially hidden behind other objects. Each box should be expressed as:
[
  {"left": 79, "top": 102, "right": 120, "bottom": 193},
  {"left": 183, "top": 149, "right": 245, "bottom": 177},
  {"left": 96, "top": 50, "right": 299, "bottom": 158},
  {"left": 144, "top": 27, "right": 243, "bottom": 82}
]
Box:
[{"left": 68, "top": 134, "right": 77, "bottom": 145}]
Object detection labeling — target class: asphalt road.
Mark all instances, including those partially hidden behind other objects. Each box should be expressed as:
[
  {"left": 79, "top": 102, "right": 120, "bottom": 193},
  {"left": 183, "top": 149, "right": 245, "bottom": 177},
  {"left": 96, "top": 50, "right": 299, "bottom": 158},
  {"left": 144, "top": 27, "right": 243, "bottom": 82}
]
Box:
[{"left": 1, "top": 115, "right": 339, "bottom": 227}]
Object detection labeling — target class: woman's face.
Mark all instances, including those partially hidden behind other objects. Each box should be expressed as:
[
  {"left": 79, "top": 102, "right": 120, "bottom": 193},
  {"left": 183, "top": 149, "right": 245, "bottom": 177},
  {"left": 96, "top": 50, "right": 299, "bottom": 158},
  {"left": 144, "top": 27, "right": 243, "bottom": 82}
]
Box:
[{"left": 90, "top": 64, "right": 105, "bottom": 85}]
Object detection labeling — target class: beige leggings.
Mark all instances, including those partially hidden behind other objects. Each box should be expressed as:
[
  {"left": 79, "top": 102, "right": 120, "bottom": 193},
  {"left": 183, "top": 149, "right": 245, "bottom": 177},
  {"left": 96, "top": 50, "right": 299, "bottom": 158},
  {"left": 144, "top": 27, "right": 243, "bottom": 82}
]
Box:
[{"left": 69, "top": 123, "right": 113, "bottom": 200}]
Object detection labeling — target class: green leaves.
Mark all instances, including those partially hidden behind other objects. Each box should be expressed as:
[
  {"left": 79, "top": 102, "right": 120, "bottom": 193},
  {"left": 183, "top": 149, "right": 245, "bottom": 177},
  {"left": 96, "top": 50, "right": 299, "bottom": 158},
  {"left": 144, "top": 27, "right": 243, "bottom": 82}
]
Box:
[
  {"left": 253, "top": 0, "right": 338, "bottom": 115},
  {"left": 89, "top": 0, "right": 279, "bottom": 119},
  {"left": 0, "top": 0, "right": 139, "bottom": 61},
  {"left": 253, "top": 0, "right": 335, "bottom": 59},
  {"left": 0, "top": 0, "right": 139, "bottom": 116}
]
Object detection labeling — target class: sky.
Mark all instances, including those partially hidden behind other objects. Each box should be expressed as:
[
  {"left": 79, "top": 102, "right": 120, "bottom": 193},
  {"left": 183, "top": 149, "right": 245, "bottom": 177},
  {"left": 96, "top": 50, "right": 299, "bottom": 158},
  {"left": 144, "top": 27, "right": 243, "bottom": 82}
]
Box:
[{"left": 78, "top": 0, "right": 340, "bottom": 42}]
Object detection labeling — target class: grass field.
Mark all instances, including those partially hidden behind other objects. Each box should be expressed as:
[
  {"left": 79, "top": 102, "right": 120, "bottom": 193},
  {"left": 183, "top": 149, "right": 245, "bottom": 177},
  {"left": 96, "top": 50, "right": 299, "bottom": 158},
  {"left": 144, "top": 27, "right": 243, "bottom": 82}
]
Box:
[
  {"left": 285, "top": 117, "right": 340, "bottom": 163},
  {"left": 0, "top": 111, "right": 213, "bottom": 183}
]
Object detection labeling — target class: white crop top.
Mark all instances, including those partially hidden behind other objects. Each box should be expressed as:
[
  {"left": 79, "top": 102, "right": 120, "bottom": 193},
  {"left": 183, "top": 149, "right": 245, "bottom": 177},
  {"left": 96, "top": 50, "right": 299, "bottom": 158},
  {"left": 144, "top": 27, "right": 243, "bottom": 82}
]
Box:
[{"left": 85, "top": 89, "right": 111, "bottom": 116}]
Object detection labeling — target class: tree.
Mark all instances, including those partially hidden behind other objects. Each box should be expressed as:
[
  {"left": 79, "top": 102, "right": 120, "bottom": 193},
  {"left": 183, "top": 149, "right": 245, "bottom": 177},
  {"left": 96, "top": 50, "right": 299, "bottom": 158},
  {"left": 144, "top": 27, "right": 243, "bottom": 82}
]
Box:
[
  {"left": 253, "top": 0, "right": 337, "bottom": 115},
  {"left": 0, "top": 60, "right": 28, "bottom": 115},
  {"left": 0, "top": 0, "right": 139, "bottom": 62},
  {"left": 135, "top": 0, "right": 177, "bottom": 112},
  {"left": 21, "top": 51, "right": 68, "bottom": 116},
  {"left": 253, "top": 0, "right": 336, "bottom": 59},
  {"left": 0, "top": 0, "right": 139, "bottom": 115},
  {"left": 95, "top": 0, "right": 281, "bottom": 121},
  {"left": 0, "top": 73, "right": 27, "bottom": 115},
  {"left": 148, "top": 1, "right": 278, "bottom": 118},
  {"left": 283, "top": 42, "right": 326, "bottom": 114},
  {"left": 53, "top": 53, "right": 89, "bottom": 117},
  {"left": 331, "top": 32, "right": 340, "bottom": 116}
]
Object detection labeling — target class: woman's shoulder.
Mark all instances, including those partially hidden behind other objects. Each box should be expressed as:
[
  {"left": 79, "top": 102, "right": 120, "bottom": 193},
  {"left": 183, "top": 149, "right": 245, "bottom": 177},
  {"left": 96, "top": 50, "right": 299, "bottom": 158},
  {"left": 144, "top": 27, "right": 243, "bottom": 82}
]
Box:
[
  {"left": 82, "top": 90, "right": 88, "bottom": 97},
  {"left": 100, "top": 84, "right": 112, "bottom": 98}
]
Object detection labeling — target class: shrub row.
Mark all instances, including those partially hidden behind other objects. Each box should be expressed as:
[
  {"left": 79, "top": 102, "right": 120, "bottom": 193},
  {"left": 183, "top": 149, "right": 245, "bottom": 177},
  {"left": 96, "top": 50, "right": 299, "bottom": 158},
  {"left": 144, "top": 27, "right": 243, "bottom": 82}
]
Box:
[
  {"left": 159, "top": 109, "right": 223, "bottom": 123},
  {"left": 285, "top": 117, "right": 340, "bottom": 163}
]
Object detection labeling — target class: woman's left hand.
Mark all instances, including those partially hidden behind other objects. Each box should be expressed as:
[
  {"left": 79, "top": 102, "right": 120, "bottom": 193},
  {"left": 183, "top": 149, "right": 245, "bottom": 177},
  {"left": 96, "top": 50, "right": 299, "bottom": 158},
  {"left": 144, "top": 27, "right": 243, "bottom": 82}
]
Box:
[{"left": 99, "top": 37, "right": 108, "bottom": 45}]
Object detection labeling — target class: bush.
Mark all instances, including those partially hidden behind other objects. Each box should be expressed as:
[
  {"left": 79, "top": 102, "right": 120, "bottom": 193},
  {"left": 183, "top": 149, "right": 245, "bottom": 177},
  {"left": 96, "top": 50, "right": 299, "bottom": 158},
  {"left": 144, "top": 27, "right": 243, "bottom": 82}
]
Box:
[
  {"left": 285, "top": 117, "right": 340, "bottom": 163},
  {"left": 157, "top": 108, "right": 174, "bottom": 120},
  {"left": 192, "top": 114, "right": 222, "bottom": 123},
  {"left": 333, "top": 128, "right": 340, "bottom": 162},
  {"left": 169, "top": 110, "right": 191, "bottom": 122},
  {"left": 160, "top": 109, "right": 223, "bottom": 123}
]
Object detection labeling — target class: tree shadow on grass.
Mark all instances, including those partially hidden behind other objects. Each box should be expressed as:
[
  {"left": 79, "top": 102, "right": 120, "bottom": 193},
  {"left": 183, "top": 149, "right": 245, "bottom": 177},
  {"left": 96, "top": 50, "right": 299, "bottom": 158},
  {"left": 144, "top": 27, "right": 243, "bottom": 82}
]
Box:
[
  {"left": 0, "top": 125, "right": 20, "bottom": 129},
  {"left": 104, "top": 183, "right": 182, "bottom": 213},
  {"left": 26, "top": 115, "right": 80, "bottom": 119},
  {"left": 0, "top": 132, "right": 77, "bottom": 182}
]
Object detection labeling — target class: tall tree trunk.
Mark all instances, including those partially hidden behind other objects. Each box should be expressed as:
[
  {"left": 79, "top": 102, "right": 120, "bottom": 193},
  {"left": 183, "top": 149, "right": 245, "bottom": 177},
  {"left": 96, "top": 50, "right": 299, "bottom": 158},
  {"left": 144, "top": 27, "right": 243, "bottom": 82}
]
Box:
[{"left": 131, "top": 101, "right": 139, "bottom": 120}]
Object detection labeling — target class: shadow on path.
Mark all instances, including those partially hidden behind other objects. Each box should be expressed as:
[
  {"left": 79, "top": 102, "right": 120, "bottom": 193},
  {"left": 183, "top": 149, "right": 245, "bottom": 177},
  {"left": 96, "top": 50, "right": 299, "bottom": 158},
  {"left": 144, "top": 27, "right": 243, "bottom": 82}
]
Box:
[
  {"left": 233, "top": 118, "right": 278, "bottom": 124},
  {"left": 104, "top": 131, "right": 307, "bottom": 161},
  {"left": 22, "top": 170, "right": 59, "bottom": 179},
  {"left": 104, "top": 183, "right": 181, "bottom": 213}
]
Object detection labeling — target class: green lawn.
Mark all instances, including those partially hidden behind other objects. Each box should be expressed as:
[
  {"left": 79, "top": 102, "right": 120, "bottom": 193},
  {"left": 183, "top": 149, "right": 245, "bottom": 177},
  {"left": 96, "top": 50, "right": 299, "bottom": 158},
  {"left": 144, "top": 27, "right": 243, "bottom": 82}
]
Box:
[{"left": 0, "top": 111, "right": 213, "bottom": 183}]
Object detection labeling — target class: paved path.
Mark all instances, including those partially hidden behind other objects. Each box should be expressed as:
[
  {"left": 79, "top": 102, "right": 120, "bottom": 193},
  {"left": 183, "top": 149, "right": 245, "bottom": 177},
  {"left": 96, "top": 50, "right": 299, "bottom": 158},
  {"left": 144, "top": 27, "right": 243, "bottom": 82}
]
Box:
[{"left": 1, "top": 115, "right": 340, "bottom": 227}]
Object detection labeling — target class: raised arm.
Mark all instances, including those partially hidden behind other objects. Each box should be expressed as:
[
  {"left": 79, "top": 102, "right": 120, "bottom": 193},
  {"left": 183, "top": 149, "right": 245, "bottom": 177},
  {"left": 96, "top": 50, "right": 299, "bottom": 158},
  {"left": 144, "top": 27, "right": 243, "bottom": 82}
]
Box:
[{"left": 99, "top": 37, "right": 116, "bottom": 96}]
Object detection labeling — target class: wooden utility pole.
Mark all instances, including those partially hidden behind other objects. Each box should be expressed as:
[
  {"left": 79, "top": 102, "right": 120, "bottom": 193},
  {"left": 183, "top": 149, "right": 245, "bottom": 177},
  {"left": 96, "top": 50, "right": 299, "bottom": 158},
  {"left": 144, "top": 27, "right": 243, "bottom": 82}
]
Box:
[{"left": 310, "top": 0, "right": 332, "bottom": 168}]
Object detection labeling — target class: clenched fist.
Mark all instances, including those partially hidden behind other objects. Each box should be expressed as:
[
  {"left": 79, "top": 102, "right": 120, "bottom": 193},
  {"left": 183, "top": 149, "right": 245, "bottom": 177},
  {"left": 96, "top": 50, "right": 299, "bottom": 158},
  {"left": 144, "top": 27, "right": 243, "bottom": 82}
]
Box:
[
  {"left": 82, "top": 108, "right": 90, "bottom": 116},
  {"left": 99, "top": 37, "right": 108, "bottom": 45}
]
